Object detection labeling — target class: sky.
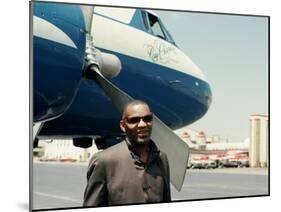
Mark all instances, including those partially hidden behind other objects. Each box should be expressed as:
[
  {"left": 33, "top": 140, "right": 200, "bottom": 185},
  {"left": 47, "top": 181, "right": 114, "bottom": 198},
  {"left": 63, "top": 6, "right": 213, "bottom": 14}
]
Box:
[{"left": 156, "top": 10, "right": 269, "bottom": 142}]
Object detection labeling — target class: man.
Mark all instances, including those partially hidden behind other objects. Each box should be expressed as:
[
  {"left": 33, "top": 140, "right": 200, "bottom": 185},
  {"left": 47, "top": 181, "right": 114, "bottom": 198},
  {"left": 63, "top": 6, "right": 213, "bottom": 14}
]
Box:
[{"left": 83, "top": 100, "right": 171, "bottom": 206}]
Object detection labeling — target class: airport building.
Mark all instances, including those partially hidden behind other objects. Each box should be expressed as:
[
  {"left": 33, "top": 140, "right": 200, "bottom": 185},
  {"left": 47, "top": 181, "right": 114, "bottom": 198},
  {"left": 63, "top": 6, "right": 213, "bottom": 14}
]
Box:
[
  {"left": 249, "top": 114, "right": 269, "bottom": 168},
  {"left": 34, "top": 139, "right": 100, "bottom": 162},
  {"left": 175, "top": 128, "right": 237, "bottom": 151},
  {"left": 176, "top": 114, "right": 268, "bottom": 168}
]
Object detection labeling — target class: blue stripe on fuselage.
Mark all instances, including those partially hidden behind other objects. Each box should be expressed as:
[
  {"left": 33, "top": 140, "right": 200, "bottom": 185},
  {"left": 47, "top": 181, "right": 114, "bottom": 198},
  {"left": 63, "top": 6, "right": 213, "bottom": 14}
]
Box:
[{"left": 33, "top": 2, "right": 85, "bottom": 50}]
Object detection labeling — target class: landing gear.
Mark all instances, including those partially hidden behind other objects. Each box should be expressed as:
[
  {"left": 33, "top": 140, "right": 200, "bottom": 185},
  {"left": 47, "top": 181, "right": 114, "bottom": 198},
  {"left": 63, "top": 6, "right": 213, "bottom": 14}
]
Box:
[
  {"left": 33, "top": 138, "right": 39, "bottom": 148},
  {"left": 33, "top": 122, "right": 44, "bottom": 148},
  {"left": 94, "top": 137, "right": 107, "bottom": 150},
  {"left": 72, "top": 136, "right": 123, "bottom": 150},
  {"left": 33, "top": 122, "right": 44, "bottom": 141},
  {"left": 94, "top": 136, "right": 123, "bottom": 150},
  {"left": 72, "top": 136, "right": 112, "bottom": 149},
  {"left": 73, "top": 137, "right": 93, "bottom": 148}
]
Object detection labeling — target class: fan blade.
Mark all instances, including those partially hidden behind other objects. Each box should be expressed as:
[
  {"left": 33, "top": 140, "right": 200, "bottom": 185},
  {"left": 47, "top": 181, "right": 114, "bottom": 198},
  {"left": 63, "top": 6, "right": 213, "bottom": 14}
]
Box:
[
  {"left": 80, "top": 6, "right": 94, "bottom": 33},
  {"left": 87, "top": 67, "right": 189, "bottom": 191},
  {"left": 151, "top": 116, "right": 189, "bottom": 190}
]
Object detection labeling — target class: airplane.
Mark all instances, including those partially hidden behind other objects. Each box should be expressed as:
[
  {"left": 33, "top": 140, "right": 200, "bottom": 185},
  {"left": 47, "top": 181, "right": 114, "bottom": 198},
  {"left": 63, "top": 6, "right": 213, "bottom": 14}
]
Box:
[{"left": 32, "top": 2, "right": 212, "bottom": 191}]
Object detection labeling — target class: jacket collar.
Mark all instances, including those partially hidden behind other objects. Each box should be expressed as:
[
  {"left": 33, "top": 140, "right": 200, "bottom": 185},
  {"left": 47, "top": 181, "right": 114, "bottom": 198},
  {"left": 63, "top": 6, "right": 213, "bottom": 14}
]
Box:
[{"left": 125, "top": 139, "right": 160, "bottom": 165}]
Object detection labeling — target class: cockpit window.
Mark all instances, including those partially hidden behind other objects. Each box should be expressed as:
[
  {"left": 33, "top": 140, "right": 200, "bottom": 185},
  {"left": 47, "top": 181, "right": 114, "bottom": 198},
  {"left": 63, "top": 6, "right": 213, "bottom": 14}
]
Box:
[
  {"left": 148, "top": 13, "right": 166, "bottom": 39},
  {"left": 141, "top": 10, "right": 176, "bottom": 45}
]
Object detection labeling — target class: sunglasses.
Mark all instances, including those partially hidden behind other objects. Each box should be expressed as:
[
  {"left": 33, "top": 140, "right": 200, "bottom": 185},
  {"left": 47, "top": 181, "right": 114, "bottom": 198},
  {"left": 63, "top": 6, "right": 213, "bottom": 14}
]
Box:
[{"left": 125, "top": 114, "right": 153, "bottom": 124}]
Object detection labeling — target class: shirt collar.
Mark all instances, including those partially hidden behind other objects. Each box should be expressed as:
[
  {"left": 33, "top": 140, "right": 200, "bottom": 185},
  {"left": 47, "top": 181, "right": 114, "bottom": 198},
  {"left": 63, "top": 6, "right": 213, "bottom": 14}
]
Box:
[{"left": 125, "top": 139, "right": 160, "bottom": 165}]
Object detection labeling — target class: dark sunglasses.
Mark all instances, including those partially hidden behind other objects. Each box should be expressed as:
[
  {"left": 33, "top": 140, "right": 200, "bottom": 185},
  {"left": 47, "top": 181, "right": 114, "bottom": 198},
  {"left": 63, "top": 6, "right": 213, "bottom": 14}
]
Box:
[{"left": 125, "top": 114, "right": 153, "bottom": 124}]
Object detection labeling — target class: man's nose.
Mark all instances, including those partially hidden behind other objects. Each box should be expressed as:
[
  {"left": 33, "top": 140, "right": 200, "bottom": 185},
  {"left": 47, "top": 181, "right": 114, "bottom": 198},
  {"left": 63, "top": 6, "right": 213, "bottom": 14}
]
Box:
[{"left": 138, "top": 119, "right": 147, "bottom": 127}]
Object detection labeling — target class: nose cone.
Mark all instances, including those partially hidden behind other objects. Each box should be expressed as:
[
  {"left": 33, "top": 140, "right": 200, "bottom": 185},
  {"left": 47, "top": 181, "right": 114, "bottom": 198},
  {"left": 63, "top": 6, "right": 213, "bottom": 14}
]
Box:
[
  {"left": 199, "top": 80, "right": 212, "bottom": 116},
  {"left": 177, "top": 51, "right": 212, "bottom": 125},
  {"left": 162, "top": 66, "right": 212, "bottom": 129},
  {"left": 183, "top": 77, "right": 212, "bottom": 125}
]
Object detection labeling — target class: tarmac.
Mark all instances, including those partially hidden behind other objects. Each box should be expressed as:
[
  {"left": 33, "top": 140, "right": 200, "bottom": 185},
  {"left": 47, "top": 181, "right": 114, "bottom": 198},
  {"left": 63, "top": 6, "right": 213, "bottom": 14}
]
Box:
[
  {"left": 188, "top": 167, "right": 269, "bottom": 175},
  {"left": 33, "top": 160, "right": 268, "bottom": 175},
  {"left": 32, "top": 162, "right": 269, "bottom": 210}
]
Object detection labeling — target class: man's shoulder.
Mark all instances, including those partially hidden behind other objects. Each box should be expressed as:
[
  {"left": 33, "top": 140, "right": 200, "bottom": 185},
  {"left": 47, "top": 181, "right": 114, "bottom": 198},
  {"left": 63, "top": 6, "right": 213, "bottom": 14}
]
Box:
[
  {"left": 91, "top": 141, "right": 128, "bottom": 161},
  {"left": 102, "top": 141, "right": 127, "bottom": 154}
]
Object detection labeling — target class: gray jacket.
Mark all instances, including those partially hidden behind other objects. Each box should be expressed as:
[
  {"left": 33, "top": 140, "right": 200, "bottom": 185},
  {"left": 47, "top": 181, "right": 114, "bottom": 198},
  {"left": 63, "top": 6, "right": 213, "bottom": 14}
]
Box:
[{"left": 83, "top": 140, "right": 171, "bottom": 206}]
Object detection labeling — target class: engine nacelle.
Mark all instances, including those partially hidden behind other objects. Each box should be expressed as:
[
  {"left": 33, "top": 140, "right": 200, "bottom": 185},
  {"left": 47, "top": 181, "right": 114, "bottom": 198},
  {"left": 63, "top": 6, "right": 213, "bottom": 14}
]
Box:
[
  {"left": 84, "top": 35, "right": 121, "bottom": 79},
  {"left": 98, "top": 51, "right": 122, "bottom": 79}
]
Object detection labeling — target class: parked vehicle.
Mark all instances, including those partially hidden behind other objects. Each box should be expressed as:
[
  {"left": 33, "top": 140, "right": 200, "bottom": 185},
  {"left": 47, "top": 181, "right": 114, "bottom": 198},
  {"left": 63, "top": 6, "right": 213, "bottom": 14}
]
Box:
[
  {"left": 218, "top": 153, "right": 249, "bottom": 168},
  {"left": 202, "top": 160, "right": 217, "bottom": 169},
  {"left": 189, "top": 160, "right": 204, "bottom": 169}
]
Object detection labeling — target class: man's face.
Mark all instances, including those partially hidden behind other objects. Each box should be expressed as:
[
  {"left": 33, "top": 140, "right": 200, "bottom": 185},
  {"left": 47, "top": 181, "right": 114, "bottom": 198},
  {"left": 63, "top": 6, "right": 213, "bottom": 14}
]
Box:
[{"left": 120, "top": 104, "right": 153, "bottom": 146}]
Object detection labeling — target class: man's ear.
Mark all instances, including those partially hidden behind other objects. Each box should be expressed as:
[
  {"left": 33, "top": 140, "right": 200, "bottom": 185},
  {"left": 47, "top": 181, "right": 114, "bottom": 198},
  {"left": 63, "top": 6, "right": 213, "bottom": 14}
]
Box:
[{"left": 120, "top": 119, "right": 126, "bottom": 133}]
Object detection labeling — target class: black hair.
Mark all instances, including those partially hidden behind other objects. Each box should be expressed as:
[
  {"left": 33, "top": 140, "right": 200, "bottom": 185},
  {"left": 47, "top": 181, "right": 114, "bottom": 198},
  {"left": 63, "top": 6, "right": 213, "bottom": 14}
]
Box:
[{"left": 122, "top": 100, "right": 149, "bottom": 118}]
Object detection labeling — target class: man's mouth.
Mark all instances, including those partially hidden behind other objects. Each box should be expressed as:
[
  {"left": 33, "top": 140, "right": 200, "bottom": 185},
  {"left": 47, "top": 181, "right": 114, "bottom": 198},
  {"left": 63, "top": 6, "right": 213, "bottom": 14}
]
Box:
[{"left": 137, "top": 130, "right": 150, "bottom": 136}]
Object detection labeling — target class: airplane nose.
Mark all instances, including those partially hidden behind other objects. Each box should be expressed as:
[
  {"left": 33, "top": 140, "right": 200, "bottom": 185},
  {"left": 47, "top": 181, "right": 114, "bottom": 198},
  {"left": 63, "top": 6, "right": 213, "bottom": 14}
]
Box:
[{"left": 161, "top": 73, "right": 212, "bottom": 128}]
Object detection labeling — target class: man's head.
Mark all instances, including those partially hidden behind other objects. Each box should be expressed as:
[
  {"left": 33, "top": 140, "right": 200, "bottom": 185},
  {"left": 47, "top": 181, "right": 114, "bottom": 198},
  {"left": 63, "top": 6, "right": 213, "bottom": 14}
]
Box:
[{"left": 120, "top": 100, "right": 153, "bottom": 146}]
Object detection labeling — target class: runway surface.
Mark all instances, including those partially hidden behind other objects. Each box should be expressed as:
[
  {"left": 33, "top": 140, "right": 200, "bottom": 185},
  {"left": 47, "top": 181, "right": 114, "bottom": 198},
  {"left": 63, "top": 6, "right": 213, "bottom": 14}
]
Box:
[{"left": 31, "top": 162, "right": 268, "bottom": 210}]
